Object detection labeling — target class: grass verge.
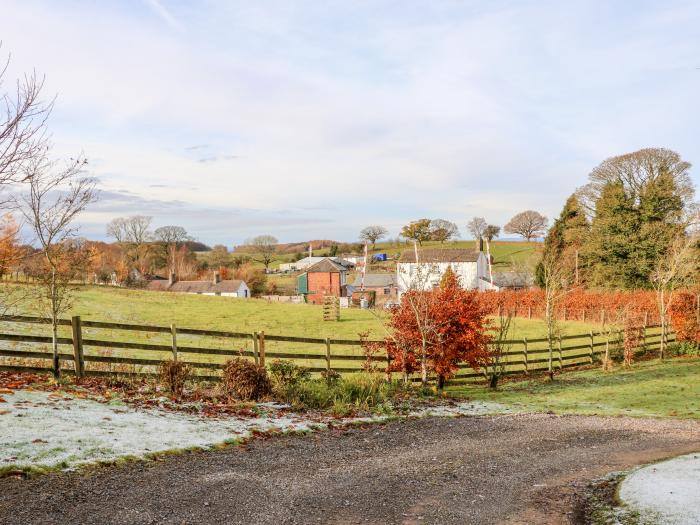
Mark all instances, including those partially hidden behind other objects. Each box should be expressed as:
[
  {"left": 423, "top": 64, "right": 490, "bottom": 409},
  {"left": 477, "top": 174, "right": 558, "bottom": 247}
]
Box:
[{"left": 448, "top": 357, "right": 700, "bottom": 419}]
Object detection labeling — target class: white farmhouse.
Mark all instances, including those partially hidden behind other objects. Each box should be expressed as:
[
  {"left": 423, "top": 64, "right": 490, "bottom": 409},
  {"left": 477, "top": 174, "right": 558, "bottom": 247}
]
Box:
[{"left": 396, "top": 248, "right": 490, "bottom": 297}]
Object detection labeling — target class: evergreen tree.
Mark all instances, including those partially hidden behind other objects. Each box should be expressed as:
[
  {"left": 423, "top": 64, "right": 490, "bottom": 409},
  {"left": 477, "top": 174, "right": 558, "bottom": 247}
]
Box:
[
  {"left": 586, "top": 182, "right": 642, "bottom": 288},
  {"left": 535, "top": 194, "right": 589, "bottom": 287}
]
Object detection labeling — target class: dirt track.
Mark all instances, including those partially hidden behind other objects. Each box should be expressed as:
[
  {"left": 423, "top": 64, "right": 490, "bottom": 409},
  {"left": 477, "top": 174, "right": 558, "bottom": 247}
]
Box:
[{"left": 1, "top": 413, "right": 698, "bottom": 525}]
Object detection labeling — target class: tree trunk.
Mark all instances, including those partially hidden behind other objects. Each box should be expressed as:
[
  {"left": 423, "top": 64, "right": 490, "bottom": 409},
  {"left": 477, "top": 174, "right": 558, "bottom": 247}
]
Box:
[
  {"left": 420, "top": 339, "right": 427, "bottom": 385},
  {"left": 51, "top": 320, "right": 59, "bottom": 378},
  {"left": 546, "top": 299, "right": 554, "bottom": 381},
  {"left": 489, "top": 373, "right": 498, "bottom": 389},
  {"left": 50, "top": 269, "right": 60, "bottom": 379},
  {"left": 658, "top": 289, "right": 666, "bottom": 360},
  {"left": 437, "top": 375, "right": 445, "bottom": 390}
]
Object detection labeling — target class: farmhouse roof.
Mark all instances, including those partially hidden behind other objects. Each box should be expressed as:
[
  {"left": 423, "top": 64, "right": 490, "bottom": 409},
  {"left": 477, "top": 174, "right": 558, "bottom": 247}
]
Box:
[
  {"left": 148, "top": 279, "right": 247, "bottom": 293},
  {"left": 398, "top": 248, "right": 481, "bottom": 263},
  {"left": 351, "top": 273, "right": 397, "bottom": 288},
  {"left": 305, "top": 258, "right": 347, "bottom": 273}
]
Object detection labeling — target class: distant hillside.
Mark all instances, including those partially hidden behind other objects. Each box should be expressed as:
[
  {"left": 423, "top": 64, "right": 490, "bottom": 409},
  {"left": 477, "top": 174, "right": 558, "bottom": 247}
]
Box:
[{"left": 233, "top": 240, "right": 348, "bottom": 255}]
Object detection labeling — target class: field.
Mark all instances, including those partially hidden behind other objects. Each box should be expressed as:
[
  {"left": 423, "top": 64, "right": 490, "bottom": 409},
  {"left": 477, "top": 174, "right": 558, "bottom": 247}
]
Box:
[
  {"left": 0, "top": 285, "right": 604, "bottom": 376},
  {"left": 368, "top": 239, "right": 539, "bottom": 272},
  {"left": 449, "top": 358, "right": 700, "bottom": 419},
  {"left": 8, "top": 285, "right": 597, "bottom": 340}
]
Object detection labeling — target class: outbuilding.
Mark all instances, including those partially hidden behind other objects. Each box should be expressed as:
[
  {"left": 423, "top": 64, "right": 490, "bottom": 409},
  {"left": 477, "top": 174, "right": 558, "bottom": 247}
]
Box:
[
  {"left": 350, "top": 273, "right": 398, "bottom": 304},
  {"left": 148, "top": 272, "right": 250, "bottom": 298},
  {"left": 297, "top": 258, "right": 349, "bottom": 304}
]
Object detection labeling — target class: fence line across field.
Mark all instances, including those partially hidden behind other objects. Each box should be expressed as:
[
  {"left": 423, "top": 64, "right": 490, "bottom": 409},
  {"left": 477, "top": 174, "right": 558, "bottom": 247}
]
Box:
[{"left": 0, "top": 314, "right": 674, "bottom": 384}]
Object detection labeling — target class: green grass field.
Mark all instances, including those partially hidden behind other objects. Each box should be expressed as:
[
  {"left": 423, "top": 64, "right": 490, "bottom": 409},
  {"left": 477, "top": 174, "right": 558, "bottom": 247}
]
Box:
[
  {"left": 0, "top": 285, "right": 602, "bottom": 373},
  {"left": 368, "top": 239, "right": 539, "bottom": 272},
  {"left": 449, "top": 358, "right": 700, "bottom": 419},
  {"left": 55, "top": 285, "right": 596, "bottom": 340}
]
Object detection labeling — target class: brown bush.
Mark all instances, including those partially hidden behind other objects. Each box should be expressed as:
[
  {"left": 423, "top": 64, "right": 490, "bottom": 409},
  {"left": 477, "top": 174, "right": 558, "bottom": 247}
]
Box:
[
  {"left": 158, "top": 359, "right": 191, "bottom": 398},
  {"left": 222, "top": 358, "right": 271, "bottom": 401}
]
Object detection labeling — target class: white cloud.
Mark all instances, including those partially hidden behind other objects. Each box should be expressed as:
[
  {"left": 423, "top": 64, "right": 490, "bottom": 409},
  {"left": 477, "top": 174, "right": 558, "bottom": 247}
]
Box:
[{"left": 1, "top": 0, "right": 698, "bottom": 244}]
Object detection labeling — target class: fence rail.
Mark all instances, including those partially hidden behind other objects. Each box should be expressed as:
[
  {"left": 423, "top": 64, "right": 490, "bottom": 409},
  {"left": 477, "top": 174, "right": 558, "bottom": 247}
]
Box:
[{"left": 0, "top": 314, "right": 674, "bottom": 384}]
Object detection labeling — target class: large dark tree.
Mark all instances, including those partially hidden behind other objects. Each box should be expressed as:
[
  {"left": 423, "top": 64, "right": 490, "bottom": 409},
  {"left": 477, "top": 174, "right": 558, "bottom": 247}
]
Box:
[
  {"left": 580, "top": 148, "right": 692, "bottom": 289},
  {"left": 535, "top": 195, "right": 589, "bottom": 287}
]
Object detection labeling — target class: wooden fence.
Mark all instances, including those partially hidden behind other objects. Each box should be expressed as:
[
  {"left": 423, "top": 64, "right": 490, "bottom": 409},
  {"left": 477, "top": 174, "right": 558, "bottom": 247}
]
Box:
[{"left": 0, "top": 315, "right": 674, "bottom": 384}]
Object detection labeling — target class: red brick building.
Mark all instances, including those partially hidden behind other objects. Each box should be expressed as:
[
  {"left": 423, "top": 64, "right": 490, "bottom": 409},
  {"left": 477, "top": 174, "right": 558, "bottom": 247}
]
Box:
[{"left": 298, "top": 259, "right": 348, "bottom": 304}]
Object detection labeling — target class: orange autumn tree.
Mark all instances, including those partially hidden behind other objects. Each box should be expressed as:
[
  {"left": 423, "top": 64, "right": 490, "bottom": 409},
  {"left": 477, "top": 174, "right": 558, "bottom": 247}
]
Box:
[
  {"left": 0, "top": 213, "right": 21, "bottom": 278},
  {"left": 378, "top": 267, "right": 491, "bottom": 388}
]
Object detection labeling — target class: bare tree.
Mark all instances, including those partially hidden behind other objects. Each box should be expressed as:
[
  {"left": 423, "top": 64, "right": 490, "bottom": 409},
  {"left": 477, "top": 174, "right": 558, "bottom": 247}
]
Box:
[
  {"left": 359, "top": 225, "right": 388, "bottom": 250},
  {"left": 429, "top": 219, "right": 459, "bottom": 243},
  {"left": 247, "top": 235, "right": 278, "bottom": 271},
  {"left": 484, "top": 302, "right": 514, "bottom": 389},
  {"left": 154, "top": 225, "right": 193, "bottom": 273},
  {"left": 504, "top": 210, "right": 548, "bottom": 242},
  {"left": 107, "top": 215, "right": 153, "bottom": 275},
  {"left": 154, "top": 225, "right": 191, "bottom": 245},
  {"left": 539, "top": 246, "right": 571, "bottom": 380},
  {"left": 105, "top": 217, "right": 127, "bottom": 243},
  {"left": 0, "top": 45, "right": 52, "bottom": 190},
  {"left": 466, "top": 217, "right": 487, "bottom": 249},
  {"left": 18, "top": 153, "right": 97, "bottom": 378},
  {"left": 577, "top": 148, "right": 695, "bottom": 217},
  {"left": 650, "top": 234, "right": 698, "bottom": 359}
]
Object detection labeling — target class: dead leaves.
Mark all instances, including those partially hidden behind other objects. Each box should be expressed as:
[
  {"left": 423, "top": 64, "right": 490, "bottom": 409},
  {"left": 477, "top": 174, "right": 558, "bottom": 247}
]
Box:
[{"left": 0, "top": 371, "right": 44, "bottom": 391}]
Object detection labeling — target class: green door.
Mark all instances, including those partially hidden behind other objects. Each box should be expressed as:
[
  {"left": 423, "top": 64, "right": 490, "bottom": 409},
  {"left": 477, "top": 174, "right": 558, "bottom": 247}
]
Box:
[{"left": 297, "top": 272, "right": 308, "bottom": 294}]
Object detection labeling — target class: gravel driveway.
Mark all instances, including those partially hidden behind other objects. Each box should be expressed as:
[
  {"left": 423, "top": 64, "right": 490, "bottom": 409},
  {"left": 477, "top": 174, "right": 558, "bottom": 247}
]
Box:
[{"left": 1, "top": 414, "right": 698, "bottom": 525}]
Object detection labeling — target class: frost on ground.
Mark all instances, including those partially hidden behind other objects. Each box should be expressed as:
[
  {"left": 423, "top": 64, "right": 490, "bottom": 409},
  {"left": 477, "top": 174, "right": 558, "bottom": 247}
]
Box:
[
  {"left": 0, "top": 390, "right": 318, "bottom": 471},
  {"left": 0, "top": 390, "right": 508, "bottom": 472},
  {"left": 619, "top": 453, "right": 700, "bottom": 525},
  {"left": 410, "top": 401, "right": 515, "bottom": 418}
]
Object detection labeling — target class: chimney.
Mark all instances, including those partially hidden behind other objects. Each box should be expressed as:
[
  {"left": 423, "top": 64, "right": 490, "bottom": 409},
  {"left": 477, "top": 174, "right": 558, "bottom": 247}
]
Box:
[
  {"left": 213, "top": 271, "right": 221, "bottom": 284},
  {"left": 169, "top": 272, "right": 177, "bottom": 285},
  {"left": 479, "top": 237, "right": 484, "bottom": 252}
]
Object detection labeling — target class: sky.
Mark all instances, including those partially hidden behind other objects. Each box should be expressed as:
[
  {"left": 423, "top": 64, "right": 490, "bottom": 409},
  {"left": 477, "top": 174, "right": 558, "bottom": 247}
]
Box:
[{"left": 1, "top": 0, "right": 699, "bottom": 247}]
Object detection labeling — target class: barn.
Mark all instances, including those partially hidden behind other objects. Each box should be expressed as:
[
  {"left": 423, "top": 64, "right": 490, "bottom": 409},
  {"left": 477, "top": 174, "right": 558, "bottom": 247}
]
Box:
[{"left": 297, "top": 259, "right": 349, "bottom": 304}]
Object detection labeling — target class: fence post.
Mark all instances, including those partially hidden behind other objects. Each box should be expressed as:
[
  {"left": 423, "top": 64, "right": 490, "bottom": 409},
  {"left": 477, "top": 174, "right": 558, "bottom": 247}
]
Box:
[
  {"left": 71, "top": 316, "right": 84, "bottom": 378},
  {"left": 325, "top": 337, "right": 332, "bottom": 375},
  {"left": 523, "top": 338, "right": 528, "bottom": 374},
  {"left": 558, "top": 335, "right": 563, "bottom": 369},
  {"left": 588, "top": 330, "right": 594, "bottom": 364},
  {"left": 170, "top": 323, "right": 178, "bottom": 361},
  {"left": 259, "top": 331, "right": 266, "bottom": 367},
  {"left": 252, "top": 332, "right": 259, "bottom": 366},
  {"left": 528, "top": 306, "right": 532, "bottom": 319}
]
